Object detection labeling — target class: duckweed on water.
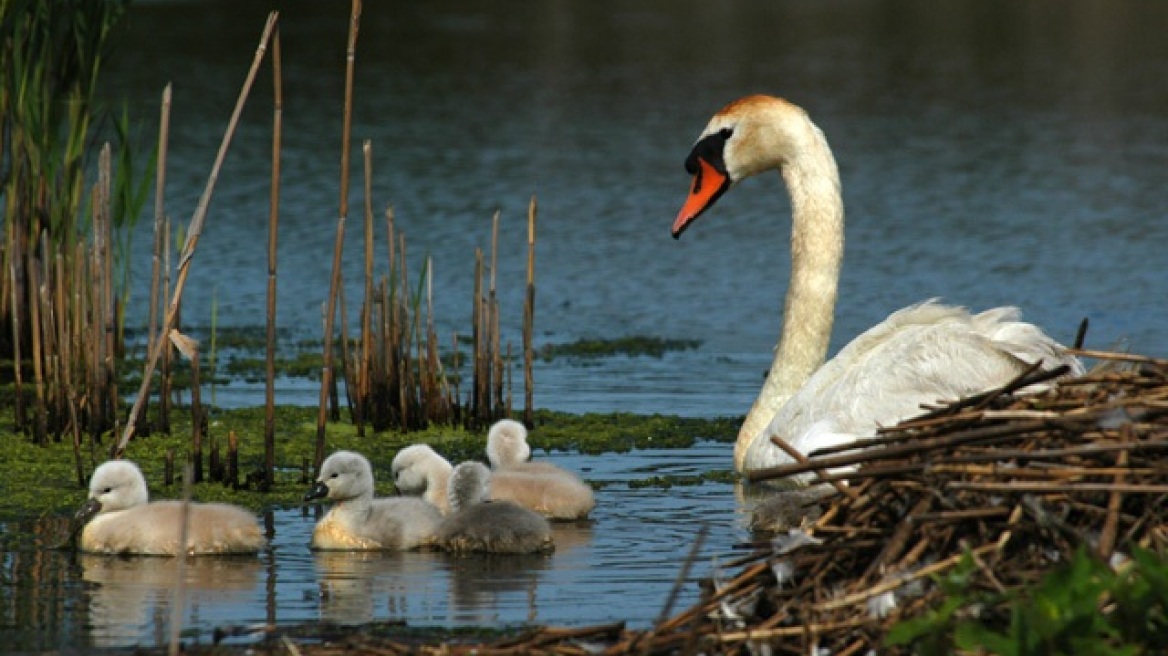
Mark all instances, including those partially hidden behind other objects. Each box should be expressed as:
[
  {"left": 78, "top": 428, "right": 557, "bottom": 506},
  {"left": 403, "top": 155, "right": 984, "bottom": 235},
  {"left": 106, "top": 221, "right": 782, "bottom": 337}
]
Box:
[
  {"left": 537, "top": 336, "right": 701, "bottom": 361},
  {"left": 0, "top": 405, "right": 739, "bottom": 521}
]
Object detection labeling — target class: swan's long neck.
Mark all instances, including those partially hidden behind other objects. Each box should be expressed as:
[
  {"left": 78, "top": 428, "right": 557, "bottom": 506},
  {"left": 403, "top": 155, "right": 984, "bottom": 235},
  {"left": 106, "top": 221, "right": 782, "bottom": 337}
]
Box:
[{"left": 734, "top": 122, "right": 843, "bottom": 472}]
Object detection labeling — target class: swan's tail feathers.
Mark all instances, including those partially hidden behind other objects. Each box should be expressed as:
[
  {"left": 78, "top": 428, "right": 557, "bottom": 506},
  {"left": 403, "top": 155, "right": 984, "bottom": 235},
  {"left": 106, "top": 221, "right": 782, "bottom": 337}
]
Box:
[{"left": 977, "top": 310, "right": 1087, "bottom": 384}]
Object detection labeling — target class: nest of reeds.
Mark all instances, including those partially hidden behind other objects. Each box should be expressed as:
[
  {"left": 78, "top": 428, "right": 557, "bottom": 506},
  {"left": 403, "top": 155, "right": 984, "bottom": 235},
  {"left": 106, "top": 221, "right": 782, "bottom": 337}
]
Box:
[
  {"left": 623, "top": 348, "right": 1168, "bottom": 655},
  {"left": 228, "top": 349, "right": 1168, "bottom": 656}
]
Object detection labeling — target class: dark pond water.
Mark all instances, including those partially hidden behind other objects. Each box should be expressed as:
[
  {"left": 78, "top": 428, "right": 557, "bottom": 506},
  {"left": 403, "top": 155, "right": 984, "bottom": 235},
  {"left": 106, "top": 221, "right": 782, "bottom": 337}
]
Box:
[{"left": 4, "top": 0, "right": 1168, "bottom": 649}]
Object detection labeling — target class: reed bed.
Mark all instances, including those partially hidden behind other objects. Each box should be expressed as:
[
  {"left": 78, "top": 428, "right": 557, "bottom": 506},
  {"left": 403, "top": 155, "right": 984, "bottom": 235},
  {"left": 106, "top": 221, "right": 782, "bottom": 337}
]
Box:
[
  {"left": 5, "top": 2, "right": 538, "bottom": 490},
  {"left": 222, "top": 349, "right": 1168, "bottom": 655}
]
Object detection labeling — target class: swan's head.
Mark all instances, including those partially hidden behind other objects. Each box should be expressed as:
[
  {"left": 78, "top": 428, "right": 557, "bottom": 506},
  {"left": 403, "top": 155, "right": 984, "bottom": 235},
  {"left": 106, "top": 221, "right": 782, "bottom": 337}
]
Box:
[
  {"left": 486, "top": 419, "right": 531, "bottom": 468},
  {"left": 672, "top": 95, "right": 814, "bottom": 238},
  {"left": 77, "top": 460, "right": 151, "bottom": 522},
  {"left": 306, "top": 450, "right": 374, "bottom": 503},
  {"left": 447, "top": 461, "right": 492, "bottom": 513},
  {"left": 391, "top": 444, "right": 451, "bottom": 496}
]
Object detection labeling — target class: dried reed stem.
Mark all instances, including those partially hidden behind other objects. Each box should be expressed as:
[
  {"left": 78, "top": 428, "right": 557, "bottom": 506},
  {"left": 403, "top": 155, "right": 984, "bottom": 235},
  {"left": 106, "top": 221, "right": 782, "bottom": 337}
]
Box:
[
  {"left": 315, "top": 0, "right": 362, "bottom": 473},
  {"left": 263, "top": 23, "right": 283, "bottom": 491},
  {"left": 523, "top": 196, "right": 536, "bottom": 426},
  {"left": 148, "top": 83, "right": 171, "bottom": 415}
]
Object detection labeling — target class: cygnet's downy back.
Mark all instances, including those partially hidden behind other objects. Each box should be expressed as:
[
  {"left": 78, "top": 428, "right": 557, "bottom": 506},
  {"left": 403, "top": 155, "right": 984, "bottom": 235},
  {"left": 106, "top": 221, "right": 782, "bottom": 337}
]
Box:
[
  {"left": 435, "top": 462, "right": 554, "bottom": 554},
  {"left": 485, "top": 419, "right": 596, "bottom": 520}
]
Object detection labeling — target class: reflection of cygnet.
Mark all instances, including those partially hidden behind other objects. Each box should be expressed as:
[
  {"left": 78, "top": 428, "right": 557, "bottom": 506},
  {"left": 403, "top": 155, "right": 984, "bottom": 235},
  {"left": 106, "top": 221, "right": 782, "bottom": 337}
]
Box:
[
  {"left": 76, "top": 460, "right": 265, "bottom": 556},
  {"left": 485, "top": 419, "right": 595, "bottom": 520},
  {"left": 80, "top": 554, "right": 262, "bottom": 648},
  {"left": 392, "top": 444, "right": 453, "bottom": 514},
  {"left": 434, "top": 462, "right": 554, "bottom": 554},
  {"left": 305, "top": 450, "right": 442, "bottom": 550},
  {"left": 749, "top": 486, "right": 832, "bottom": 533}
]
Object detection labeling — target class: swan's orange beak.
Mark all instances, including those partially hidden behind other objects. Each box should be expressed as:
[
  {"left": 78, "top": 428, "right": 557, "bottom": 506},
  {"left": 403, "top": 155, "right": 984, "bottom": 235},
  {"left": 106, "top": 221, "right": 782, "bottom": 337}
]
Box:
[{"left": 672, "top": 157, "right": 730, "bottom": 239}]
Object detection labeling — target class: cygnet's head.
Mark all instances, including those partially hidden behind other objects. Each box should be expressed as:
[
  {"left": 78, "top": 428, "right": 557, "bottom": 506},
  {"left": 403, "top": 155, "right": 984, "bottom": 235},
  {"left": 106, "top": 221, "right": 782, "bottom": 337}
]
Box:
[
  {"left": 305, "top": 450, "right": 374, "bottom": 503},
  {"left": 76, "top": 460, "right": 151, "bottom": 522},
  {"left": 391, "top": 444, "right": 451, "bottom": 495},
  {"left": 486, "top": 419, "right": 531, "bottom": 468},
  {"left": 447, "top": 462, "right": 491, "bottom": 514}
]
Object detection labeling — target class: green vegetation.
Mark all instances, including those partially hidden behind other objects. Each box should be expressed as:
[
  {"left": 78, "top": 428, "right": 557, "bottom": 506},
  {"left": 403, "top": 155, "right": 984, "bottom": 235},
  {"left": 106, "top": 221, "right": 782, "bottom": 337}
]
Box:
[
  {"left": 888, "top": 547, "right": 1168, "bottom": 655},
  {"left": 537, "top": 336, "right": 701, "bottom": 361},
  {"left": 0, "top": 406, "right": 738, "bottom": 525}
]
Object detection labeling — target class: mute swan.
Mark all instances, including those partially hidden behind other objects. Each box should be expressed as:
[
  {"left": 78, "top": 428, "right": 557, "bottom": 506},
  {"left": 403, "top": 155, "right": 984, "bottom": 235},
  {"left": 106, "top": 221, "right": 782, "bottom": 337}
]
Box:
[
  {"left": 486, "top": 419, "right": 596, "bottom": 519},
  {"left": 76, "top": 460, "right": 265, "bottom": 555},
  {"left": 305, "top": 450, "right": 442, "bottom": 550},
  {"left": 394, "top": 442, "right": 594, "bottom": 520},
  {"left": 672, "top": 94, "right": 1084, "bottom": 479},
  {"left": 434, "top": 462, "right": 554, "bottom": 554}
]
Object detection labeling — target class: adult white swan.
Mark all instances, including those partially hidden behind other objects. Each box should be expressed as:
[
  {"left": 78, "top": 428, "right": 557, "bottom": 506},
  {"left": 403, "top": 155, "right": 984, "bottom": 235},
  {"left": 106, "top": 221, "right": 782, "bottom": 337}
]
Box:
[{"left": 672, "top": 94, "right": 1084, "bottom": 480}]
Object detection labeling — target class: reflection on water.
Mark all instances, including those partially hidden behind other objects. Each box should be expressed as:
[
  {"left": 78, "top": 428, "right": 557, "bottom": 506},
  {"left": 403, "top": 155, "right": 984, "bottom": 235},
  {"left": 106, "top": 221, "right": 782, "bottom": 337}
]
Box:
[{"left": 79, "top": 555, "right": 264, "bottom": 648}]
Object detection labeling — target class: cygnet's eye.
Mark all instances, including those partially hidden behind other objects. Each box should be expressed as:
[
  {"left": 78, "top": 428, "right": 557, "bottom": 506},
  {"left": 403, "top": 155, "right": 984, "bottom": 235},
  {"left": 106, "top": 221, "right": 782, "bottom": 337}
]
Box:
[
  {"left": 330, "top": 472, "right": 339, "bottom": 479},
  {"left": 103, "top": 487, "right": 113, "bottom": 494}
]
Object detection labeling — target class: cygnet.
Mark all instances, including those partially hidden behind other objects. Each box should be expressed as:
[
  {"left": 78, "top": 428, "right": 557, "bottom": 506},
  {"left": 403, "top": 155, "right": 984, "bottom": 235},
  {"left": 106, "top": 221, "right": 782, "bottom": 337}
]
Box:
[
  {"left": 394, "top": 441, "right": 593, "bottom": 520},
  {"left": 305, "top": 450, "right": 442, "bottom": 550},
  {"left": 391, "top": 444, "right": 453, "bottom": 514},
  {"left": 485, "top": 419, "right": 596, "bottom": 520},
  {"left": 76, "top": 460, "right": 265, "bottom": 556},
  {"left": 434, "top": 461, "right": 554, "bottom": 554}
]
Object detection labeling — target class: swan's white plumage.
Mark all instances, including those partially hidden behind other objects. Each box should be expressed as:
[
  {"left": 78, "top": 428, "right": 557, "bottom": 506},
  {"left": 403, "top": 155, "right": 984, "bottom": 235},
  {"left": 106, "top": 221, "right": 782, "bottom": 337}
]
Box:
[
  {"left": 307, "top": 450, "right": 442, "bottom": 550},
  {"left": 78, "top": 460, "right": 265, "bottom": 556},
  {"left": 674, "top": 95, "right": 1083, "bottom": 480}
]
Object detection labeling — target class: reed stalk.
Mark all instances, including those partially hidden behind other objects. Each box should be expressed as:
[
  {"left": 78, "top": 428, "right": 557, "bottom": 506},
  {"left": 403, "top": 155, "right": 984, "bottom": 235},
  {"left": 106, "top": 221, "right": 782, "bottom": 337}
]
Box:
[
  {"left": 263, "top": 25, "right": 283, "bottom": 492},
  {"left": 147, "top": 83, "right": 172, "bottom": 415},
  {"left": 356, "top": 140, "right": 375, "bottom": 437},
  {"left": 159, "top": 216, "right": 173, "bottom": 433},
  {"left": 490, "top": 211, "right": 503, "bottom": 416},
  {"left": 524, "top": 196, "right": 536, "bottom": 426},
  {"left": 315, "top": 0, "right": 362, "bottom": 474}
]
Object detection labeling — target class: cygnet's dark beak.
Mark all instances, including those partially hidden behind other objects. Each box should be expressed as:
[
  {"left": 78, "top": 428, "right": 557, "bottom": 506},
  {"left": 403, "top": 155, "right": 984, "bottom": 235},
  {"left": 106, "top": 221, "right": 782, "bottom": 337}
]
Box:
[
  {"left": 303, "top": 481, "right": 330, "bottom": 502},
  {"left": 75, "top": 497, "right": 102, "bottom": 524}
]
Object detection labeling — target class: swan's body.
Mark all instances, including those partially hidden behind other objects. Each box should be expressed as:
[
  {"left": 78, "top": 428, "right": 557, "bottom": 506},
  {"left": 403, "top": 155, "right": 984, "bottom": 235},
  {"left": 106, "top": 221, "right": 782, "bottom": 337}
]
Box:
[
  {"left": 305, "top": 450, "right": 442, "bottom": 550},
  {"left": 673, "top": 95, "right": 1083, "bottom": 479},
  {"left": 394, "top": 442, "right": 594, "bottom": 520},
  {"left": 434, "top": 462, "right": 554, "bottom": 554},
  {"left": 76, "top": 460, "right": 265, "bottom": 556},
  {"left": 486, "top": 419, "right": 596, "bottom": 519}
]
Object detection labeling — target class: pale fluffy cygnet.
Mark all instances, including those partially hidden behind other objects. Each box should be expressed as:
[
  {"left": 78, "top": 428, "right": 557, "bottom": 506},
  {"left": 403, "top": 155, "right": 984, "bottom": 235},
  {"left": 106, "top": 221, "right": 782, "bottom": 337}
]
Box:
[
  {"left": 305, "top": 450, "right": 442, "bottom": 550},
  {"left": 76, "top": 460, "right": 265, "bottom": 556},
  {"left": 391, "top": 444, "right": 453, "bottom": 514},
  {"left": 485, "top": 419, "right": 596, "bottom": 520},
  {"left": 434, "top": 462, "right": 553, "bottom": 554},
  {"left": 394, "top": 441, "right": 594, "bottom": 520}
]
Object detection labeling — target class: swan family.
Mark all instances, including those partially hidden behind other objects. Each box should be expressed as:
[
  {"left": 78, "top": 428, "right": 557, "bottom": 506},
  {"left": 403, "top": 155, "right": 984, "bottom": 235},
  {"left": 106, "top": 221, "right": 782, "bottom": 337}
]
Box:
[
  {"left": 72, "top": 419, "right": 586, "bottom": 556},
  {"left": 65, "top": 93, "right": 1085, "bottom": 560},
  {"left": 672, "top": 94, "right": 1082, "bottom": 479}
]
